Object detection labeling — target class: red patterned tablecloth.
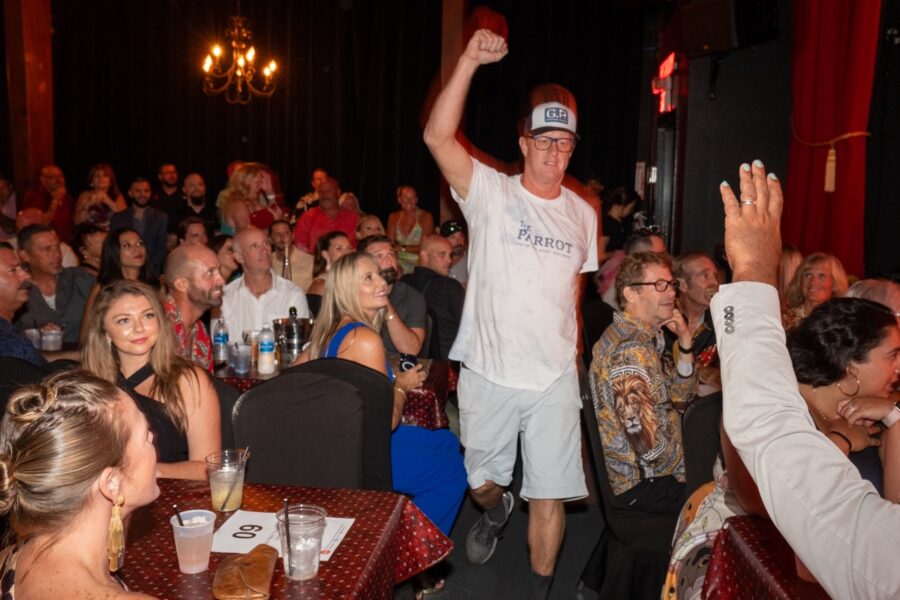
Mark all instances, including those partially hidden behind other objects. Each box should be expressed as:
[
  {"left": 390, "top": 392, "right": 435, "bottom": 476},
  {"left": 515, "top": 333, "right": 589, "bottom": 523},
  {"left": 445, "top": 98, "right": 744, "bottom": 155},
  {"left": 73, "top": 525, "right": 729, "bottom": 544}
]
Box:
[
  {"left": 218, "top": 360, "right": 456, "bottom": 430},
  {"left": 121, "top": 478, "right": 452, "bottom": 599},
  {"left": 702, "top": 516, "right": 829, "bottom": 600}
]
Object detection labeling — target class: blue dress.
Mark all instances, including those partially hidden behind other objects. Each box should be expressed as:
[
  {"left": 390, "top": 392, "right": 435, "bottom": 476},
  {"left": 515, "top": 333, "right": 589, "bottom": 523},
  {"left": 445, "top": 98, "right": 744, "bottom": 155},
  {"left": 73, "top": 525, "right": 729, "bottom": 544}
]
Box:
[{"left": 324, "top": 322, "right": 467, "bottom": 535}]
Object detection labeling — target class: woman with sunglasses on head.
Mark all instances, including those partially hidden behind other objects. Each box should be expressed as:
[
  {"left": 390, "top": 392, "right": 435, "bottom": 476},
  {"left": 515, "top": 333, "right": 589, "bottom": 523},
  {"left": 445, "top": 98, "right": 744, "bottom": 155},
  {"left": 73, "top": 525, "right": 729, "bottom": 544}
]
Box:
[
  {"left": 0, "top": 370, "right": 159, "bottom": 598},
  {"left": 82, "top": 279, "right": 221, "bottom": 481}
]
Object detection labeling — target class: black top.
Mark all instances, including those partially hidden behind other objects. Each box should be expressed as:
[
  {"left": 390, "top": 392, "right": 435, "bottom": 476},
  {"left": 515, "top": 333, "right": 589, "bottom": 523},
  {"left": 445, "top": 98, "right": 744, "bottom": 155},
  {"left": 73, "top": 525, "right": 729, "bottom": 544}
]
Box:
[
  {"left": 401, "top": 267, "right": 465, "bottom": 359},
  {"left": 118, "top": 363, "right": 189, "bottom": 463},
  {"left": 602, "top": 213, "right": 628, "bottom": 252}
]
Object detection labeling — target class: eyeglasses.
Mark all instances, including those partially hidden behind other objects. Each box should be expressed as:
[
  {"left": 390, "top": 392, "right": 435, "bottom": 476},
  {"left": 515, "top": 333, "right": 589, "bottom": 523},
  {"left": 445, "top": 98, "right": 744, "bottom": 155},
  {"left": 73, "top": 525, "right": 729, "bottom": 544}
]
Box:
[
  {"left": 627, "top": 279, "right": 680, "bottom": 292},
  {"left": 526, "top": 135, "right": 576, "bottom": 153}
]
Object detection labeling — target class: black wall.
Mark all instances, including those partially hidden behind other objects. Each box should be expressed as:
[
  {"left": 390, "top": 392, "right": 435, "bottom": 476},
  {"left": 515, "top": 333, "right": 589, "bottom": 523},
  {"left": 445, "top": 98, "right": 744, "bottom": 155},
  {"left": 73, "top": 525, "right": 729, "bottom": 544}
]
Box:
[
  {"left": 678, "top": 0, "right": 792, "bottom": 255},
  {"left": 866, "top": 0, "right": 900, "bottom": 279}
]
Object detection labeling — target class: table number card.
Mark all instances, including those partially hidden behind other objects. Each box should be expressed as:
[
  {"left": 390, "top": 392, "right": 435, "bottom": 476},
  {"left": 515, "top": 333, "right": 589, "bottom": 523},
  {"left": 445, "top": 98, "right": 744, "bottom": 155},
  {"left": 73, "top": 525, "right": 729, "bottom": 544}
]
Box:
[{"left": 211, "top": 510, "right": 354, "bottom": 562}]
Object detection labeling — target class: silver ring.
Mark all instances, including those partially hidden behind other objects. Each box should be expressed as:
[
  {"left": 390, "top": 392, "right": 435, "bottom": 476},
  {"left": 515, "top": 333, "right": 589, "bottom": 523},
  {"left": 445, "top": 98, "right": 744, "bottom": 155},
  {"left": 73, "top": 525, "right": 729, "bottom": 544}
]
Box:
[{"left": 740, "top": 199, "right": 755, "bottom": 206}]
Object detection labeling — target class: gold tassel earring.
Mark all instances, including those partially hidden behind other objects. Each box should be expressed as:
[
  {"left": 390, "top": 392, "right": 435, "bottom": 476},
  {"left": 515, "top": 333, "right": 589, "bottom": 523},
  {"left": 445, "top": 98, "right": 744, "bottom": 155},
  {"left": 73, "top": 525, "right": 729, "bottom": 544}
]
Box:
[{"left": 108, "top": 495, "right": 125, "bottom": 571}]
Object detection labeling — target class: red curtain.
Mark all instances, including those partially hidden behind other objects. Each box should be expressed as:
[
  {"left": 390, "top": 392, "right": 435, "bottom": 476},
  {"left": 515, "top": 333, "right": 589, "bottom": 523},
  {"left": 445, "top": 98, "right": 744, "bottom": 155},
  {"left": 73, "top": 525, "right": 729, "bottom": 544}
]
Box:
[{"left": 784, "top": 0, "right": 882, "bottom": 276}]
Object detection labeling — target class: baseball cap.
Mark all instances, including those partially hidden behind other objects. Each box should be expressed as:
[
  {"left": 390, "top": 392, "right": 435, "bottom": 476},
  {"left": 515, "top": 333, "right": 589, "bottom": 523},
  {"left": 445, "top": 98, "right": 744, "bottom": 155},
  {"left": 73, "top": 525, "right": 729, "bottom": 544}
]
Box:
[
  {"left": 440, "top": 220, "right": 466, "bottom": 237},
  {"left": 525, "top": 101, "right": 578, "bottom": 137}
]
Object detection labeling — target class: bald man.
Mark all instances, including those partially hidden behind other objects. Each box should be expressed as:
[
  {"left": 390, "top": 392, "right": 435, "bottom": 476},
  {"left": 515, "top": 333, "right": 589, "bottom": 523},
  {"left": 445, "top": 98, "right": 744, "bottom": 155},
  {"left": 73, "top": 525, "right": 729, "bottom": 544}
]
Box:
[
  {"left": 222, "top": 226, "right": 309, "bottom": 337},
  {"left": 163, "top": 244, "right": 226, "bottom": 371},
  {"left": 402, "top": 234, "right": 466, "bottom": 359}
]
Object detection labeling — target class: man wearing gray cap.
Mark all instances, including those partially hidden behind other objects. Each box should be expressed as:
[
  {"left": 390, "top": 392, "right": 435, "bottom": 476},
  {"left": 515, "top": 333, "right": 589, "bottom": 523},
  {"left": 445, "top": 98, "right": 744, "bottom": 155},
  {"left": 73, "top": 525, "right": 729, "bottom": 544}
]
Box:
[{"left": 424, "top": 28, "right": 597, "bottom": 599}]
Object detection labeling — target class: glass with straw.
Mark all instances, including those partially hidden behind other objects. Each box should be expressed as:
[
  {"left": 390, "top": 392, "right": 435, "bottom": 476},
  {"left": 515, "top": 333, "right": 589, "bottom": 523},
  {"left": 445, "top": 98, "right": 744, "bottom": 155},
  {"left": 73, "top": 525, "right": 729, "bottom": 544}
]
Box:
[{"left": 205, "top": 448, "right": 250, "bottom": 512}]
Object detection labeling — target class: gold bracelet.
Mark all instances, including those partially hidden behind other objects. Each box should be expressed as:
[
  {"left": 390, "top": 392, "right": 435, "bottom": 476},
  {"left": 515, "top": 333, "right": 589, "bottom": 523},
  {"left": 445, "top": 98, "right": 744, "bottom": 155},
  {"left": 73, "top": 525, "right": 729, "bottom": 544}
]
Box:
[{"left": 394, "top": 386, "right": 407, "bottom": 395}]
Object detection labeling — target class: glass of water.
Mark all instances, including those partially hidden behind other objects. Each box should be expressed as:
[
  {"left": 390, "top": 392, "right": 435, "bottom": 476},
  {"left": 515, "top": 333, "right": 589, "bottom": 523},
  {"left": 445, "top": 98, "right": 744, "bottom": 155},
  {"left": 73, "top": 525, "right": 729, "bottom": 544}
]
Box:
[{"left": 276, "top": 504, "right": 327, "bottom": 581}]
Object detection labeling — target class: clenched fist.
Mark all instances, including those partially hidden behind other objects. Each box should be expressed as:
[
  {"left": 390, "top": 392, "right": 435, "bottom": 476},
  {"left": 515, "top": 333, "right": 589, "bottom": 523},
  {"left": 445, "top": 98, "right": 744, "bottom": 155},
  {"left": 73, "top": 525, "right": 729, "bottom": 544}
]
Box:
[{"left": 463, "top": 29, "right": 509, "bottom": 65}]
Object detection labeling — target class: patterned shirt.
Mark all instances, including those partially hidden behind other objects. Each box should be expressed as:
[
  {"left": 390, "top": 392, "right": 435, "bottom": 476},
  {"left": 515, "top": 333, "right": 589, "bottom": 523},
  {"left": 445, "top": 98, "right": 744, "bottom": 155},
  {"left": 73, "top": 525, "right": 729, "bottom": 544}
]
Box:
[
  {"left": 163, "top": 296, "right": 212, "bottom": 372},
  {"left": 590, "top": 311, "right": 697, "bottom": 496}
]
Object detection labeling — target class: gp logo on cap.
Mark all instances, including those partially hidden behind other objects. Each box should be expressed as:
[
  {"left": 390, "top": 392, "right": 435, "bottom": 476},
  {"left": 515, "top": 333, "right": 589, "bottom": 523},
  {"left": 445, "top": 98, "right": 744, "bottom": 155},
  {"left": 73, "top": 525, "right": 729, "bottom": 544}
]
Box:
[{"left": 544, "top": 106, "right": 569, "bottom": 125}]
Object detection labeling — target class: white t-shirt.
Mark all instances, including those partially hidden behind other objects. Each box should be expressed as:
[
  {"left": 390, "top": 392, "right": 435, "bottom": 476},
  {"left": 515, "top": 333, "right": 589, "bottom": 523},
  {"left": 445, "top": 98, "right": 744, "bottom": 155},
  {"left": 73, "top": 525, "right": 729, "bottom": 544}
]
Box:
[
  {"left": 449, "top": 159, "right": 598, "bottom": 391},
  {"left": 222, "top": 271, "right": 310, "bottom": 338}
]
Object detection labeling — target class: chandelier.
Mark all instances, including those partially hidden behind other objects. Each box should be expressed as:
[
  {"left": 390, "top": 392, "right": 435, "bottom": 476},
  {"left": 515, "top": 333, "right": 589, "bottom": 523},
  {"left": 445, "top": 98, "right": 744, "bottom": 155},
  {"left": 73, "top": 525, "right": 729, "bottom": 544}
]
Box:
[{"left": 202, "top": 14, "right": 277, "bottom": 105}]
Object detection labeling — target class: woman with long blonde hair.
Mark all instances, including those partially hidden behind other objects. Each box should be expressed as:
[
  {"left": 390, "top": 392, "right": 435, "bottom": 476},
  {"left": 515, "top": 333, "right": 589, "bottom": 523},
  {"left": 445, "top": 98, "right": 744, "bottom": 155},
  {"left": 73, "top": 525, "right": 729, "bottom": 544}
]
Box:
[
  {"left": 218, "top": 163, "right": 283, "bottom": 233},
  {"left": 297, "top": 252, "right": 467, "bottom": 597},
  {"left": 0, "top": 370, "right": 158, "bottom": 597},
  {"left": 82, "top": 279, "right": 220, "bottom": 480}
]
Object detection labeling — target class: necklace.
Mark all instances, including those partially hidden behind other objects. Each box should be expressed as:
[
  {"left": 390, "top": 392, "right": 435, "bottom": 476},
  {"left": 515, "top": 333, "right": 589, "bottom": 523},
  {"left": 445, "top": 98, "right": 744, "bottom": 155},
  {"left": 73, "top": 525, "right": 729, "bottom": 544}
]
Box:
[{"left": 809, "top": 387, "right": 838, "bottom": 424}]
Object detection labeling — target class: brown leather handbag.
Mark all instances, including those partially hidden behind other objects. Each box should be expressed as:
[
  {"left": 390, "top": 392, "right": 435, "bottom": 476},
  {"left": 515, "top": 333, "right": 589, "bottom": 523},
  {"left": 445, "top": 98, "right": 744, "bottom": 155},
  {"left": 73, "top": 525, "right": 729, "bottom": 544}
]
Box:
[{"left": 212, "top": 544, "right": 279, "bottom": 600}]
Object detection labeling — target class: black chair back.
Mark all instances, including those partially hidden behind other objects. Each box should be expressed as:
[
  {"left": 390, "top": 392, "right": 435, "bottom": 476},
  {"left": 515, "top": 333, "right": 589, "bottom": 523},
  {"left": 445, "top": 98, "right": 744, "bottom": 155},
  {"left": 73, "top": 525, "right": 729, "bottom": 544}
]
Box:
[
  {"left": 582, "top": 300, "right": 615, "bottom": 369},
  {"left": 579, "top": 364, "right": 680, "bottom": 599},
  {"left": 285, "top": 358, "right": 393, "bottom": 491},
  {"left": 682, "top": 392, "right": 723, "bottom": 498},
  {"left": 212, "top": 377, "right": 242, "bottom": 450},
  {"left": 0, "top": 357, "right": 49, "bottom": 410},
  {"left": 233, "top": 371, "right": 365, "bottom": 488}
]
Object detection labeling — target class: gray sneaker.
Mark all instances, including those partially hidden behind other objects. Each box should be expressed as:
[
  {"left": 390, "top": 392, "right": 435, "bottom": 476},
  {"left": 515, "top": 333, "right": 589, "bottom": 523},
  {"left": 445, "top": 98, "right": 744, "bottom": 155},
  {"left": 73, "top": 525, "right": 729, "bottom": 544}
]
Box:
[{"left": 466, "top": 491, "right": 515, "bottom": 565}]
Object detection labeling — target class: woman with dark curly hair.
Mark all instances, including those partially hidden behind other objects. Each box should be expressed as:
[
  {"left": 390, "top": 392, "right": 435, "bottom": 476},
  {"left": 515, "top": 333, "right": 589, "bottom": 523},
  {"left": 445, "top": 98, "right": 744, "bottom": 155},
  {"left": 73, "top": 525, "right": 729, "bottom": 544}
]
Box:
[{"left": 789, "top": 297, "right": 899, "bottom": 493}]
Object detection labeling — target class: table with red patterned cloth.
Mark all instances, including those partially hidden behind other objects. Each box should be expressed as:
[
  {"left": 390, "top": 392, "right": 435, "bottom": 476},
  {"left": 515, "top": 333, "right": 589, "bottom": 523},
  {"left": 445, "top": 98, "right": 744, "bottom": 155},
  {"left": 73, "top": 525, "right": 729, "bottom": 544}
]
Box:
[
  {"left": 702, "top": 516, "right": 829, "bottom": 599},
  {"left": 216, "top": 360, "right": 456, "bottom": 430},
  {"left": 121, "top": 478, "right": 453, "bottom": 599}
]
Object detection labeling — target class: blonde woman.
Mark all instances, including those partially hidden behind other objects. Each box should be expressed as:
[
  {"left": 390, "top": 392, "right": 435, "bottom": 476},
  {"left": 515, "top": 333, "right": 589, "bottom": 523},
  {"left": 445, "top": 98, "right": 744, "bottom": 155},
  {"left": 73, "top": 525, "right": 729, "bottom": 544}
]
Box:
[
  {"left": 218, "top": 163, "right": 282, "bottom": 234},
  {"left": 782, "top": 252, "right": 848, "bottom": 329},
  {"left": 82, "top": 280, "right": 220, "bottom": 480},
  {"left": 0, "top": 370, "right": 158, "bottom": 597}
]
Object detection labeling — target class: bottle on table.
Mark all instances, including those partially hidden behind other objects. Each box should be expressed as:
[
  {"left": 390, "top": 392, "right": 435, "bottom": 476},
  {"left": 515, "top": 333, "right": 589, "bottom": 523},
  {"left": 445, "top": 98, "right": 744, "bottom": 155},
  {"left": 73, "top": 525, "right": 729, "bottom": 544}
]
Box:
[
  {"left": 281, "top": 245, "right": 292, "bottom": 281},
  {"left": 213, "top": 319, "right": 229, "bottom": 368},
  {"left": 258, "top": 323, "right": 277, "bottom": 375}
]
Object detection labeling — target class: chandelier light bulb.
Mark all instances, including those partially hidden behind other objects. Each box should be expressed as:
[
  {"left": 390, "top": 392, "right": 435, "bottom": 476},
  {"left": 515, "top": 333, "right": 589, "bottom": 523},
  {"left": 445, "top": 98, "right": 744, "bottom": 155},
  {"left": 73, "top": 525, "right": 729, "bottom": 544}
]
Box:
[{"left": 202, "top": 14, "right": 277, "bottom": 104}]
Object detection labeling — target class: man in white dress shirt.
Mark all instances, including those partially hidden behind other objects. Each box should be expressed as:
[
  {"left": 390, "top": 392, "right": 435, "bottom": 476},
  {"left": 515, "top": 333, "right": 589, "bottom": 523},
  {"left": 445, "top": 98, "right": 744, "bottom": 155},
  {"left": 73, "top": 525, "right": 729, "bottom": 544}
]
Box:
[
  {"left": 715, "top": 159, "right": 900, "bottom": 599},
  {"left": 222, "top": 226, "right": 309, "bottom": 338}
]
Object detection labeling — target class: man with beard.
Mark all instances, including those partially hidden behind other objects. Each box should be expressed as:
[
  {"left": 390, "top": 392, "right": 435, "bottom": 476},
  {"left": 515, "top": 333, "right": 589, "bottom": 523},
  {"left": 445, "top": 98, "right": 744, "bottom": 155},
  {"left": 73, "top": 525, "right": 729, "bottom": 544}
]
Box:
[
  {"left": 440, "top": 219, "right": 469, "bottom": 286},
  {"left": 15, "top": 225, "right": 94, "bottom": 344},
  {"left": 163, "top": 244, "right": 226, "bottom": 371},
  {"left": 110, "top": 178, "right": 168, "bottom": 276},
  {"left": 0, "top": 242, "right": 45, "bottom": 365},
  {"left": 292, "top": 167, "right": 328, "bottom": 221},
  {"left": 588, "top": 251, "right": 698, "bottom": 596},
  {"left": 671, "top": 251, "right": 721, "bottom": 396},
  {"left": 357, "top": 234, "right": 426, "bottom": 355},
  {"left": 154, "top": 162, "right": 181, "bottom": 209},
  {"left": 168, "top": 173, "right": 218, "bottom": 243}
]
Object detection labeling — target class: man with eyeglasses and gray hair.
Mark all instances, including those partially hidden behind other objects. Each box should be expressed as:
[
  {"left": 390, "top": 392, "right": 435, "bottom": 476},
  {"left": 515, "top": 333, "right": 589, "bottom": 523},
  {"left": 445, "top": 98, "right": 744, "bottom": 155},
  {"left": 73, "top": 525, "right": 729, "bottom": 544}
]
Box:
[
  {"left": 587, "top": 250, "right": 697, "bottom": 596},
  {"left": 424, "top": 28, "right": 597, "bottom": 598}
]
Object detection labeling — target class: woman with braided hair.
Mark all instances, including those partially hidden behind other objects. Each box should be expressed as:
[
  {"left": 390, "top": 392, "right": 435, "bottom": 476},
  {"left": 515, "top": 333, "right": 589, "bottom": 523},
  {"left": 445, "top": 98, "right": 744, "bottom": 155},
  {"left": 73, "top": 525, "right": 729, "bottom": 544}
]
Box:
[{"left": 0, "top": 370, "right": 159, "bottom": 597}]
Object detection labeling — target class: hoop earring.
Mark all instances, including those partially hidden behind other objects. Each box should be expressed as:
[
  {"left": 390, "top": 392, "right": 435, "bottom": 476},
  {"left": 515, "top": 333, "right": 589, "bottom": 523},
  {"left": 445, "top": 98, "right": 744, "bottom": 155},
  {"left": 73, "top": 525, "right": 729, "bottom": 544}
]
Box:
[
  {"left": 837, "top": 377, "right": 861, "bottom": 398},
  {"left": 108, "top": 495, "right": 125, "bottom": 571}
]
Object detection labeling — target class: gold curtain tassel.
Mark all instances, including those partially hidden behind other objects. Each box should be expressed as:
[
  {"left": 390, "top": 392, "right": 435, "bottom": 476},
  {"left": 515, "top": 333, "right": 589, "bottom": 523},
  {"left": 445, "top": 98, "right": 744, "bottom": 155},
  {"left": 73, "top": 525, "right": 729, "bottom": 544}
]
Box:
[{"left": 824, "top": 145, "right": 837, "bottom": 192}]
